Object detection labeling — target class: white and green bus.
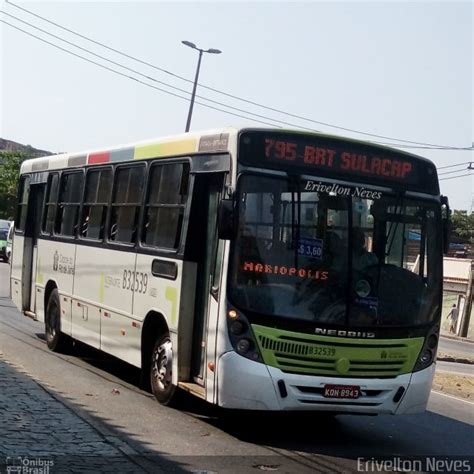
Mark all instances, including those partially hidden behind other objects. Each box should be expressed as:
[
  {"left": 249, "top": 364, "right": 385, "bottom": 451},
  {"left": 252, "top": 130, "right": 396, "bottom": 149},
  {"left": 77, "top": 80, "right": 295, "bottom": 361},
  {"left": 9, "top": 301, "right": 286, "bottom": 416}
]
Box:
[{"left": 11, "top": 128, "right": 450, "bottom": 414}]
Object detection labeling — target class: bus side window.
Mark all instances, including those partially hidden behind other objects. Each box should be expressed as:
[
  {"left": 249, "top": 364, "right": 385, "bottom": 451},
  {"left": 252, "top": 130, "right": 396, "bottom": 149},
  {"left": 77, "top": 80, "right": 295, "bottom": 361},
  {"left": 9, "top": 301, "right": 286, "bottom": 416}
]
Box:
[
  {"left": 142, "top": 162, "right": 189, "bottom": 250},
  {"left": 80, "top": 168, "right": 112, "bottom": 240},
  {"left": 16, "top": 175, "right": 30, "bottom": 232},
  {"left": 109, "top": 165, "right": 145, "bottom": 244},
  {"left": 55, "top": 172, "right": 84, "bottom": 237},
  {"left": 42, "top": 173, "right": 59, "bottom": 235}
]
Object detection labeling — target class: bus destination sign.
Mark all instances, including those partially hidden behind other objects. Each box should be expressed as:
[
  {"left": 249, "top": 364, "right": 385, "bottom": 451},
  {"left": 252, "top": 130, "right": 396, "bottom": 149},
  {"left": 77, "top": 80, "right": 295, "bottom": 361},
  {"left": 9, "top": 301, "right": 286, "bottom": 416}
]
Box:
[
  {"left": 238, "top": 131, "right": 439, "bottom": 193},
  {"left": 264, "top": 138, "right": 413, "bottom": 180}
]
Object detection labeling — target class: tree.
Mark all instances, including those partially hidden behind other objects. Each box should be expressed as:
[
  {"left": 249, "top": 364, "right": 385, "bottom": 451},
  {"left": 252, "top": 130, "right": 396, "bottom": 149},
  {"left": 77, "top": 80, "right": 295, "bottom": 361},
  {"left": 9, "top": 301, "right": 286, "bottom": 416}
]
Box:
[
  {"left": 450, "top": 209, "right": 474, "bottom": 243},
  {"left": 0, "top": 151, "right": 27, "bottom": 219}
]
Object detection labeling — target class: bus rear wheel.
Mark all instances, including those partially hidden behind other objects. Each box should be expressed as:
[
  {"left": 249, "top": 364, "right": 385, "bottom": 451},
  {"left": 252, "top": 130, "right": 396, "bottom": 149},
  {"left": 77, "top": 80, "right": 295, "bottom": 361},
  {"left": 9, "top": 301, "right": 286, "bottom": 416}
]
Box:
[
  {"left": 45, "top": 289, "right": 69, "bottom": 352},
  {"left": 150, "top": 333, "right": 178, "bottom": 405}
]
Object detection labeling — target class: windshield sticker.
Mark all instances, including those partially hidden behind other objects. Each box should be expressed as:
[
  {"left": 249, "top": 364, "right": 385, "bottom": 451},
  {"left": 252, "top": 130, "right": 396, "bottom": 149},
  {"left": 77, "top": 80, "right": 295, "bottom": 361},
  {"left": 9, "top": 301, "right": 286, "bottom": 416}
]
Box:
[
  {"left": 242, "top": 261, "right": 328, "bottom": 281},
  {"left": 303, "top": 180, "right": 382, "bottom": 200},
  {"left": 297, "top": 238, "right": 323, "bottom": 260},
  {"left": 354, "top": 296, "right": 378, "bottom": 311}
]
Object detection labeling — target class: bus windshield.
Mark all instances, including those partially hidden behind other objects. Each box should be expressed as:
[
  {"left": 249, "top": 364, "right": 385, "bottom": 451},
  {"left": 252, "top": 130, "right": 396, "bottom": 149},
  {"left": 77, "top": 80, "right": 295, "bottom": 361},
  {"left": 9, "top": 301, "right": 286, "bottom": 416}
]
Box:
[{"left": 228, "top": 174, "right": 442, "bottom": 327}]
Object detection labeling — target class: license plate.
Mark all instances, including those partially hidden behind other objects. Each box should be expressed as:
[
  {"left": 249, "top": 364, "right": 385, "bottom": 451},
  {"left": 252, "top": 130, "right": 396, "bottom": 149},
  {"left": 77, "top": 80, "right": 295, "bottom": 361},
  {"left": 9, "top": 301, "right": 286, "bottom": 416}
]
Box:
[{"left": 323, "top": 384, "right": 360, "bottom": 399}]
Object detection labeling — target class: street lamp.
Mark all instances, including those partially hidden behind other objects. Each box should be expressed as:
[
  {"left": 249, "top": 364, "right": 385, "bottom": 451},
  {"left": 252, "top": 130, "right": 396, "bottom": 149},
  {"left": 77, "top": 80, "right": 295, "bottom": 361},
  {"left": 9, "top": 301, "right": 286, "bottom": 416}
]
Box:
[{"left": 181, "top": 40, "right": 222, "bottom": 132}]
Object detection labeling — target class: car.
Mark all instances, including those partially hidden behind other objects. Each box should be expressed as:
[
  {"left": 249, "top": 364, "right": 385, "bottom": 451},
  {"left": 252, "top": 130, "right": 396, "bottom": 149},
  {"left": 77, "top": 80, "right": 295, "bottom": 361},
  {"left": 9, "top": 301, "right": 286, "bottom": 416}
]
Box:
[
  {"left": 6, "top": 221, "right": 14, "bottom": 263},
  {"left": 0, "top": 228, "right": 8, "bottom": 263},
  {"left": 448, "top": 242, "right": 469, "bottom": 258},
  {"left": 0, "top": 219, "right": 13, "bottom": 263}
]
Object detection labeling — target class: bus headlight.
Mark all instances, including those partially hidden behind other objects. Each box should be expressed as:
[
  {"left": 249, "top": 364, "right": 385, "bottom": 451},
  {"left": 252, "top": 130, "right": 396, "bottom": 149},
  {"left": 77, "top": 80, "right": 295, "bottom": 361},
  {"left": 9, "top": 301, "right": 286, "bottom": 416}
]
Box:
[
  {"left": 236, "top": 339, "right": 251, "bottom": 354},
  {"left": 413, "top": 325, "right": 439, "bottom": 372},
  {"left": 226, "top": 307, "right": 263, "bottom": 363},
  {"left": 419, "top": 349, "right": 432, "bottom": 365},
  {"left": 230, "top": 320, "right": 246, "bottom": 335}
]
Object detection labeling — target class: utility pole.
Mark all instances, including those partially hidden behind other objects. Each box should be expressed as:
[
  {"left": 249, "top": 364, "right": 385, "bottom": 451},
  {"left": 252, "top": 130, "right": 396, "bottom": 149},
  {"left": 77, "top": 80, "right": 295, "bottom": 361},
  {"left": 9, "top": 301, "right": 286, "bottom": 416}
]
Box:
[{"left": 459, "top": 265, "right": 473, "bottom": 337}]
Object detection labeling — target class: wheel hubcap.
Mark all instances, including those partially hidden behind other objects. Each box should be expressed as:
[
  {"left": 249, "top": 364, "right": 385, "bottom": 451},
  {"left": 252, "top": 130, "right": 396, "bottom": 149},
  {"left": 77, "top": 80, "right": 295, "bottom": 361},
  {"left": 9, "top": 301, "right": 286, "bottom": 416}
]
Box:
[{"left": 152, "top": 339, "right": 172, "bottom": 392}]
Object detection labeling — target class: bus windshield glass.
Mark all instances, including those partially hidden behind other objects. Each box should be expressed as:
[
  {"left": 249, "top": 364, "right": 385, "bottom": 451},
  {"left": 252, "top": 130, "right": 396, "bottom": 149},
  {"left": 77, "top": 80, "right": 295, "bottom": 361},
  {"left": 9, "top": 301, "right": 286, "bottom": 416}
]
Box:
[{"left": 228, "top": 174, "right": 442, "bottom": 327}]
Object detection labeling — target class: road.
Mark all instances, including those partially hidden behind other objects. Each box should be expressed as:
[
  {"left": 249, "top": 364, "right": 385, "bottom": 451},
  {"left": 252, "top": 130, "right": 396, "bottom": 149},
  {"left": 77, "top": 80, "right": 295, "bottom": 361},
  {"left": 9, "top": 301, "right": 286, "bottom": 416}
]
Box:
[
  {"left": 0, "top": 261, "right": 473, "bottom": 473},
  {"left": 438, "top": 335, "right": 474, "bottom": 359},
  {"left": 437, "top": 360, "right": 474, "bottom": 377}
]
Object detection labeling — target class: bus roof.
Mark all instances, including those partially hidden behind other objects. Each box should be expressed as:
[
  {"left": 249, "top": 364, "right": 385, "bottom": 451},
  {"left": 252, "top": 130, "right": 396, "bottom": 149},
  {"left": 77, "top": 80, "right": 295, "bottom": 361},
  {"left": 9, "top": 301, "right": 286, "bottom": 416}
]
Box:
[
  {"left": 20, "top": 127, "right": 239, "bottom": 174},
  {"left": 20, "top": 127, "right": 437, "bottom": 175}
]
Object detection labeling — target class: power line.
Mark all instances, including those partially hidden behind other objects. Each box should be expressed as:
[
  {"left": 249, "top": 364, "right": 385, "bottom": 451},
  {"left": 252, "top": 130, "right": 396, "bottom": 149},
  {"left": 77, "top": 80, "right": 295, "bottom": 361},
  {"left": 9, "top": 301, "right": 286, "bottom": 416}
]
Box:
[
  {"left": 5, "top": 0, "right": 472, "bottom": 151},
  {"left": 3, "top": 11, "right": 471, "bottom": 153},
  {"left": 439, "top": 173, "right": 473, "bottom": 181},
  {"left": 6, "top": 9, "right": 471, "bottom": 153},
  {"left": 5, "top": 14, "right": 474, "bottom": 161},
  {"left": 0, "top": 19, "right": 280, "bottom": 128},
  {"left": 372, "top": 143, "right": 472, "bottom": 151},
  {"left": 3, "top": 15, "right": 473, "bottom": 181},
  {"left": 0, "top": 11, "right": 313, "bottom": 131},
  {"left": 438, "top": 161, "right": 473, "bottom": 170},
  {"left": 439, "top": 168, "right": 471, "bottom": 176},
  {"left": 1, "top": 10, "right": 330, "bottom": 132},
  {"left": 438, "top": 163, "right": 473, "bottom": 175}
]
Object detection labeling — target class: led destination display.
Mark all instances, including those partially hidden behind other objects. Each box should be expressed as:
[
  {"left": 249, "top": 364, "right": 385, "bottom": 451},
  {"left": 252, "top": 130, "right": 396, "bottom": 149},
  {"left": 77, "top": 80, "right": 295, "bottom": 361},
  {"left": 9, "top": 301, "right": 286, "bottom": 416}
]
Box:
[{"left": 238, "top": 130, "right": 439, "bottom": 193}]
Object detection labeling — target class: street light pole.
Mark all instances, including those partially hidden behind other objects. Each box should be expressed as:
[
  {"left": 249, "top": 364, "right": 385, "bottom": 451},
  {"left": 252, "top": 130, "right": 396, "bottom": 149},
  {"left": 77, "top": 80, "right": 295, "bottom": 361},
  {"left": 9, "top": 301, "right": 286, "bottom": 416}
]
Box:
[
  {"left": 185, "top": 48, "right": 203, "bottom": 133},
  {"left": 182, "top": 41, "right": 221, "bottom": 132}
]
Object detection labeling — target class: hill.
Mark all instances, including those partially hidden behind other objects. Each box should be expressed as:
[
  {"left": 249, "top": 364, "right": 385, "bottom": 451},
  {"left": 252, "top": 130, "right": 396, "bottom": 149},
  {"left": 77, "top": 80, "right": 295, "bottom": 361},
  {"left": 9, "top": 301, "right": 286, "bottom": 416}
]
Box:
[{"left": 0, "top": 138, "right": 52, "bottom": 158}]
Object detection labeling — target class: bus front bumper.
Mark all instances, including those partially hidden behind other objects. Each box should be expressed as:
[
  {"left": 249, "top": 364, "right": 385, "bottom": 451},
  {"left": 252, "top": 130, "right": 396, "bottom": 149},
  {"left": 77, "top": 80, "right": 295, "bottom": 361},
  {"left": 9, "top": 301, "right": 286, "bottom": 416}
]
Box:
[{"left": 217, "top": 351, "right": 435, "bottom": 414}]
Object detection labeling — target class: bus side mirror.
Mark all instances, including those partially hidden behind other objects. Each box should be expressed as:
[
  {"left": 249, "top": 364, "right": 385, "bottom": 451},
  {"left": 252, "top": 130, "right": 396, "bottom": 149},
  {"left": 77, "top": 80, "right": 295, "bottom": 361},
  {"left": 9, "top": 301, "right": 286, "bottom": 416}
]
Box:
[
  {"left": 441, "top": 195, "right": 451, "bottom": 255},
  {"left": 218, "top": 199, "right": 235, "bottom": 240}
]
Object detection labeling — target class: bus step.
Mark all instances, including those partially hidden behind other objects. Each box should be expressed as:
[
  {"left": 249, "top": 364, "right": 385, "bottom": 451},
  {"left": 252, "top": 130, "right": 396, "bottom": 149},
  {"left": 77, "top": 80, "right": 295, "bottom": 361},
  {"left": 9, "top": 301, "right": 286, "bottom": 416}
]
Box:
[
  {"left": 24, "top": 310, "right": 36, "bottom": 320},
  {"left": 178, "top": 382, "right": 206, "bottom": 399}
]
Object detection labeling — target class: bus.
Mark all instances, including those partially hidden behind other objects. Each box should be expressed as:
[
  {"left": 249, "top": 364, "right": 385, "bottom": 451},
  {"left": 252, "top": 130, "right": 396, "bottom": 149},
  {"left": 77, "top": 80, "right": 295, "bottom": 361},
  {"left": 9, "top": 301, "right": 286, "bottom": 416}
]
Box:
[{"left": 10, "top": 128, "right": 450, "bottom": 414}]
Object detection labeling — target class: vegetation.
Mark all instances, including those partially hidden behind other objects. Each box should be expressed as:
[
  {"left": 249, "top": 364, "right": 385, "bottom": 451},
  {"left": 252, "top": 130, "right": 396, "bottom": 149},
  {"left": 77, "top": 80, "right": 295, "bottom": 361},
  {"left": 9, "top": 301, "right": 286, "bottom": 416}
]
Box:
[
  {"left": 451, "top": 209, "right": 474, "bottom": 243},
  {"left": 0, "top": 151, "right": 27, "bottom": 219}
]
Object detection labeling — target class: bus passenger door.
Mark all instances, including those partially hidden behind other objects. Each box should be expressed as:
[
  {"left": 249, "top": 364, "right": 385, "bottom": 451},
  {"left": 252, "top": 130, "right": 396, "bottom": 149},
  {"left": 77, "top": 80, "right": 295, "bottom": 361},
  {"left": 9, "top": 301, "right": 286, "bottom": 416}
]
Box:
[
  {"left": 188, "top": 173, "right": 225, "bottom": 390},
  {"left": 22, "top": 182, "right": 46, "bottom": 314}
]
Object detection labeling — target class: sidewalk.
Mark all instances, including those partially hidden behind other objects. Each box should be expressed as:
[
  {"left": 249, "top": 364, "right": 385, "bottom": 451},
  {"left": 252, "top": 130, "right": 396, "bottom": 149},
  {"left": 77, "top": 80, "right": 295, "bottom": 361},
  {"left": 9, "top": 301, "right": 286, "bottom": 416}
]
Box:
[
  {"left": 0, "top": 352, "right": 146, "bottom": 473},
  {"left": 440, "top": 332, "right": 474, "bottom": 344}
]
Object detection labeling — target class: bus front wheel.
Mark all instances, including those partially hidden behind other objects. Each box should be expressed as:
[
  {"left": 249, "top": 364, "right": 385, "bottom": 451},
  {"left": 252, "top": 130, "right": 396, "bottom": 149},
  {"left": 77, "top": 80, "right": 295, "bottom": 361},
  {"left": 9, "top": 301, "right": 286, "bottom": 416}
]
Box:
[
  {"left": 45, "top": 289, "right": 68, "bottom": 352},
  {"left": 150, "top": 333, "right": 177, "bottom": 405}
]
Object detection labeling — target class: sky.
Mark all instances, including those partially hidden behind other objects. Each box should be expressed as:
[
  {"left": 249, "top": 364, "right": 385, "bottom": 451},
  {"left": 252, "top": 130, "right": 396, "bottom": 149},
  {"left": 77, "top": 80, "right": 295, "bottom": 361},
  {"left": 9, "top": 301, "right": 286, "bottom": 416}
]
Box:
[{"left": 1, "top": 0, "right": 472, "bottom": 210}]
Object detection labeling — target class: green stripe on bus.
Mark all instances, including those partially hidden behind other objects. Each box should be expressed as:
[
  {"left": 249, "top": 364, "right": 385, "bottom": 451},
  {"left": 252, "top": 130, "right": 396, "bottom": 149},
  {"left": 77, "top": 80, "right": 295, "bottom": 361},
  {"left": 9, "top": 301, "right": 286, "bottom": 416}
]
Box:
[
  {"left": 165, "top": 286, "right": 178, "bottom": 327},
  {"left": 252, "top": 324, "right": 424, "bottom": 377}
]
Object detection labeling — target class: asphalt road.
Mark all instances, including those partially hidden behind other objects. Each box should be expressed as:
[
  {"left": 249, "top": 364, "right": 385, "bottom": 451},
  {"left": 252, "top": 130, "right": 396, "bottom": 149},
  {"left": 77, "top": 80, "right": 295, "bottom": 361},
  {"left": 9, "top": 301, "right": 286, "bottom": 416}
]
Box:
[
  {"left": 436, "top": 360, "right": 474, "bottom": 376},
  {"left": 438, "top": 336, "right": 474, "bottom": 358},
  {"left": 0, "top": 262, "right": 473, "bottom": 473}
]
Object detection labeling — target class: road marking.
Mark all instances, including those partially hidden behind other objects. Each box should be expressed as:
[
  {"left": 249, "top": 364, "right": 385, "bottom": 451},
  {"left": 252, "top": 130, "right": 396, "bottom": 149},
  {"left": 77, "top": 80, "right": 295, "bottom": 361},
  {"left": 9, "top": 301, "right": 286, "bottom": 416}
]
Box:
[{"left": 431, "top": 390, "right": 474, "bottom": 405}]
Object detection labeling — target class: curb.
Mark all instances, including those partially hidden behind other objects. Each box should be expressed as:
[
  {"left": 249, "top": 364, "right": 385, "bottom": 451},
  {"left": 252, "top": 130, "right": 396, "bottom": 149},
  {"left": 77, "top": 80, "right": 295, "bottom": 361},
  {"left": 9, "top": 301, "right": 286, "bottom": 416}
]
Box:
[
  {"left": 437, "top": 356, "right": 474, "bottom": 365},
  {"left": 440, "top": 334, "right": 474, "bottom": 344}
]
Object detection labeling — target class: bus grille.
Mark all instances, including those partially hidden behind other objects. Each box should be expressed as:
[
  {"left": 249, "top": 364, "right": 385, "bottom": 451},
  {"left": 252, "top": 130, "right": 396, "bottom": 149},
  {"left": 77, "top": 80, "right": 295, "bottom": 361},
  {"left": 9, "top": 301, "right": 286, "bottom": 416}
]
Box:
[{"left": 252, "top": 325, "right": 424, "bottom": 378}]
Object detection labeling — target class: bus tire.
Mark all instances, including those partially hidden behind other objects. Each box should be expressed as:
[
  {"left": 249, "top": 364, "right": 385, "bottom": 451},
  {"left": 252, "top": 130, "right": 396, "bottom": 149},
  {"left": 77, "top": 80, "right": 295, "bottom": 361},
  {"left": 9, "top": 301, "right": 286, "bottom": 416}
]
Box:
[
  {"left": 150, "top": 332, "right": 178, "bottom": 406},
  {"left": 45, "top": 289, "right": 68, "bottom": 352}
]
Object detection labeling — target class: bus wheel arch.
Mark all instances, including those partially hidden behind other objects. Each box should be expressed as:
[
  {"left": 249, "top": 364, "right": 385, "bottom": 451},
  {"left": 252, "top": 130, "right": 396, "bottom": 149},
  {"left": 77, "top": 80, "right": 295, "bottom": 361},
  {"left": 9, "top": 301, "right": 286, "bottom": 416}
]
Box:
[{"left": 141, "top": 311, "right": 178, "bottom": 405}]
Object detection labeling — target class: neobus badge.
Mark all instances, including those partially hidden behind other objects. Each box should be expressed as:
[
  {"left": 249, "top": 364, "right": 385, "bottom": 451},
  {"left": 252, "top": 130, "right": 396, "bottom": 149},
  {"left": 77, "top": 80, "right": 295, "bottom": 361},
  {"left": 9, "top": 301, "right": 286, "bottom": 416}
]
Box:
[{"left": 315, "top": 328, "right": 376, "bottom": 338}]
